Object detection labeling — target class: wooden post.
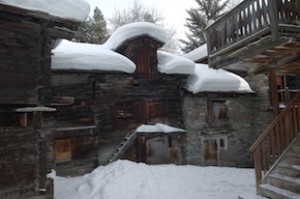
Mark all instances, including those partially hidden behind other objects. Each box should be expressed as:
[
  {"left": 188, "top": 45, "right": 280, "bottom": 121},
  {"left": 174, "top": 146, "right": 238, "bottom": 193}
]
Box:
[
  {"left": 33, "top": 111, "right": 47, "bottom": 195},
  {"left": 269, "top": 70, "right": 280, "bottom": 116},
  {"left": 268, "top": 0, "right": 279, "bottom": 40},
  {"left": 20, "top": 113, "right": 28, "bottom": 128},
  {"left": 254, "top": 149, "right": 262, "bottom": 194}
]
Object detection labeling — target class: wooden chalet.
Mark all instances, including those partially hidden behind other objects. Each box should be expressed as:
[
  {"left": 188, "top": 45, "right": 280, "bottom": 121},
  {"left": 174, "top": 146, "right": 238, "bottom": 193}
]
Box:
[
  {"left": 50, "top": 23, "right": 190, "bottom": 176},
  {"left": 0, "top": 2, "right": 88, "bottom": 198},
  {"left": 206, "top": 0, "right": 300, "bottom": 198}
]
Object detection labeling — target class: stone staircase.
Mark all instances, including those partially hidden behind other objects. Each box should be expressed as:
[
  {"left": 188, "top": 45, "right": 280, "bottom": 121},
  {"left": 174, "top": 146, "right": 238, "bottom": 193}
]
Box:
[{"left": 258, "top": 134, "right": 300, "bottom": 199}]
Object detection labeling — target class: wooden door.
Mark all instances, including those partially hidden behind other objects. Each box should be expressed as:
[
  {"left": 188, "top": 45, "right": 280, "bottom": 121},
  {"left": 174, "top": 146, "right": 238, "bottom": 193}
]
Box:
[
  {"left": 203, "top": 139, "right": 218, "bottom": 165},
  {"left": 54, "top": 138, "right": 72, "bottom": 163}
]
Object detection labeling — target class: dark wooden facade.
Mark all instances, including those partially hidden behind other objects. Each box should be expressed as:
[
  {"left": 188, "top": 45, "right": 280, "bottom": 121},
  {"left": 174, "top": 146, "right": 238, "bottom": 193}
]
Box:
[
  {"left": 0, "top": 4, "right": 80, "bottom": 198},
  {"left": 51, "top": 36, "right": 187, "bottom": 173}
]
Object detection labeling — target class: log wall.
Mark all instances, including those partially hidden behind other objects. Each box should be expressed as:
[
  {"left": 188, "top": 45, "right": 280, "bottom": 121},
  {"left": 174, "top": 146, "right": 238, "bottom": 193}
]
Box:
[{"left": 0, "top": 4, "right": 79, "bottom": 198}]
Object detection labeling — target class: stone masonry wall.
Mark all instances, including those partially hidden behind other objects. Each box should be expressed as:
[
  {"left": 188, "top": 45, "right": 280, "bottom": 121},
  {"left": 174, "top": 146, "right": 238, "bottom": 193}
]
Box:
[{"left": 183, "top": 73, "right": 273, "bottom": 167}]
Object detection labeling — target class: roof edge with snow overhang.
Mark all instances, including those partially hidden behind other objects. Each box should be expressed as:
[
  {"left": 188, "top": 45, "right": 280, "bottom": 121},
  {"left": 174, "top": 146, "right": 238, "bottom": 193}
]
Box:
[
  {"left": 184, "top": 63, "right": 255, "bottom": 94},
  {"left": 0, "top": 0, "right": 90, "bottom": 22},
  {"left": 183, "top": 44, "right": 208, "bottom": 63},
  {"left": 104, "top": 22, "right": 169, "bottom": 51},
  {"left": 157, "top": 51, "right": 195, "bottom": 75},
  {"left": 51, "top": 40, "right": 136, "bottom": 73}
]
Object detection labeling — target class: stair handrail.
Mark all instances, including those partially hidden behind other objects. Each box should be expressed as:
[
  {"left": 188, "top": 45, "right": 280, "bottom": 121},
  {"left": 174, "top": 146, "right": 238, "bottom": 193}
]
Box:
[{"left": 250, "top": 92, "right": 300, "bottom": 192}]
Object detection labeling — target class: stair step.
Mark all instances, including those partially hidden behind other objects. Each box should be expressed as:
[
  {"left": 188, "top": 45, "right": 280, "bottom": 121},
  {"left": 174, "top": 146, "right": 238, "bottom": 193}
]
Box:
[
  {"left": 283, "top": 153, "right": 300, "bottom": 165},
  {"left": 268, "top": 173, "right": 300, "bottom": 194},
  {"left": 290, "top": 145, "right": 300, "bottom": 154},
  {"left": 259, "top": 184, "right": 300, "bottom": 199},
  {"left": 276, "top": 163, "right": 300, "bottom": 177}
]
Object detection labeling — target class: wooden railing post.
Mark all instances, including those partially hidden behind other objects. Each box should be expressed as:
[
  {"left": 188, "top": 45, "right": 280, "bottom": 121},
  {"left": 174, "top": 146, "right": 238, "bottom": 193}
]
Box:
[
  {"left": 253, "top": 149, "right": 262, "bottom": 194},
  {"left": 268, "top": 0, "right": 279, "bottom": 40}
]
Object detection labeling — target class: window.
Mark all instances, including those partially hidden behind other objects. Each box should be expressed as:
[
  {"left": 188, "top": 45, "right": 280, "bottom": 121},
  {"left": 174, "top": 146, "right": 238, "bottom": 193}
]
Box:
[
  {"left": 0, "top": 112, "right": 33, "bottom": 129},
  {"left": 201, "top": 136, "right": 228, "bottom": 162},
  {"left": 207, "top": 99, "right": 228, "bottom": 127},
  {"left": 115, "top": 102, "right": 134, "bottom": 118}
]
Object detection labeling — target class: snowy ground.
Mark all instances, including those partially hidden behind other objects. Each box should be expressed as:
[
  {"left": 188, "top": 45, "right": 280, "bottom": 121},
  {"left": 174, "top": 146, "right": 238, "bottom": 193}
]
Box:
[{"left": 51, "top": 160, "right": 260, "bottom": 199}]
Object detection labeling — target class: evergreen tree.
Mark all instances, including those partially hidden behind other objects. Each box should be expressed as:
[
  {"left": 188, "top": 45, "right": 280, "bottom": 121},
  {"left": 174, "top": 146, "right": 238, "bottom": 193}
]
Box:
[
  {"left": 74, "top": 7, "right": 108, "bottom": 44},
  {"left": 181, "top": 0, "right": 229, "bottom": 53}
]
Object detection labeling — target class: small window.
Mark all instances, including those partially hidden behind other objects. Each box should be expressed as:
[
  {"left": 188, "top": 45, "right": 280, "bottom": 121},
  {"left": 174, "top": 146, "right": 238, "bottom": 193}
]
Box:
[
  {"left": 0, "top": 112, "right": 33, "bottom": 129},
  {"left": 219, "top": 137, "right": 228, "bottom": 149},
  {"left": 115, "top": 102, "right": 134, "bottom": 118},
  {"left": 207, "top": 99, "right": 228, "bottom": 127}
]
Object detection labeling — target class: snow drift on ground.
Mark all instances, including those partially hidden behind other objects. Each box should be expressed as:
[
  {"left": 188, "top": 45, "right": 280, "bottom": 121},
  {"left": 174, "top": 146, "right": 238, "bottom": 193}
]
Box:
[
  {"left": 52, "top": 40, "right": 136, "bottom": 73},
  {"left": 157, "top": 51, "right": 195, "bottom": 75},
  {"left": 185, "top": 63, "right": 254, "bottom": 93},
  {"left": 52, "top": 160, "right": 258, "bottom": 199},
  {"left": 104, "top": 22, "right": 169, "bottom": 50},
  {"left": 0, "top": 0, "right": 90, "bottom": 22}
]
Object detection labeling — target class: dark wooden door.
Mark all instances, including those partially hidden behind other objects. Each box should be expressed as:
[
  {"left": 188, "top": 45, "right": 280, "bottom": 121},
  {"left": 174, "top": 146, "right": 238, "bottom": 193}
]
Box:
[
  {"left": 54, "top": 138, "right": 72, "bottom": 163},
  {"left": 203, "top": 139, "right": 218, "bottom": 165}
]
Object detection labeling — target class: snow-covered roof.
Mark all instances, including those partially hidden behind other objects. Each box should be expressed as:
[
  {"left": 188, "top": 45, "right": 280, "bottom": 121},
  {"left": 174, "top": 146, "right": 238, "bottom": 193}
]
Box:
[
  {"left": 104, "top": 22, "right": 169, "bottom": 50},
  {"left": 157, "top": 51, "right": 195, "bottom": 75},
  {"left": 0, "top": 0, "right": 90, "bottom": 22},
  {"left": 136, "top": 123, "right": 186, "bottom": 133},
  {"left": 51, "top": 40, "right": 136, "bottom": 73},
  {"left": 184, "top": 63, "right": 254, "bottom": 94},
  {"left": 183, "top": 44, "right": 208, "bottom": 62}
]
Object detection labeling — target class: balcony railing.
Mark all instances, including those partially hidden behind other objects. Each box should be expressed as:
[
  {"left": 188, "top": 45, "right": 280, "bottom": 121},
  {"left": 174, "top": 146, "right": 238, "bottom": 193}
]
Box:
[{"left": 206, "top": 0, "right": 300, "bottom": 59}]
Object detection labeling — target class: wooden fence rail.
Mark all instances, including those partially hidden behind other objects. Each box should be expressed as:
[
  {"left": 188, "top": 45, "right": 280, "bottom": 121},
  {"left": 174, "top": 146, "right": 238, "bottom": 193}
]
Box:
[{"left": 250, "top": 92, "right": 300, "bottom": 191}]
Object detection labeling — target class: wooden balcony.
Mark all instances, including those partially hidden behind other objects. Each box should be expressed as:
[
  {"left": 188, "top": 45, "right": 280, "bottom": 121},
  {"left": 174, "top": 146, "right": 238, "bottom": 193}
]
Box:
[{"left": 206, "top": 0, "right": 300, "bottom": 75}]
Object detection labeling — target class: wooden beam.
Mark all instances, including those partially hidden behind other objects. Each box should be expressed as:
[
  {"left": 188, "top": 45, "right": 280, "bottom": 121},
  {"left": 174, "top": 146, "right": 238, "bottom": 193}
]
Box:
[
  {"left": 255, "top": 54, "right": 299, "bottom": 74},
  {"left": 210, "top": 36, "right": 290, "bottom": 69},
  {"left": 269, "top": 70, "right": 280, "bottom": 116}
]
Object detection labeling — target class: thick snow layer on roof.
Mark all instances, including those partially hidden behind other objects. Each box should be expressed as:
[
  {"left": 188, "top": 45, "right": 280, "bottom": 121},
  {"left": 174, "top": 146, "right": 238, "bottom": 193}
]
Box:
[
  {"left": 184, "top": 44, "right": 208, "bottom": 62},
  {"left": 157, "top": 51, "right": 195, "bottom": 75},
  {"left": 0, "top": 0, "right": 90, "bottom": 22},
  {"left": 104, "top": 22, "right": 168, "bottom": 50},
  {"left": 52, "top": 40, "right": 136, "bottom": 73},
  {"left": 185, "top": 64, "right": 254, "bottom": 93},
  {"left": 136, "top": 123, "right": 185, "bottom": 133}
]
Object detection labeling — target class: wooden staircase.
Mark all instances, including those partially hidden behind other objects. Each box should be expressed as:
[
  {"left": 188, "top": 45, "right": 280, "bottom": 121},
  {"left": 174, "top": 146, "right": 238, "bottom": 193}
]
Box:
[
  {"left": 251, "top": 93, "right": 300, "bottom": 199},
  {"left": 259, "top": 134, "right": 300, "bottom": 198},
  {"left": 107, "top": 131, "right": 138, "bottom": 164}
]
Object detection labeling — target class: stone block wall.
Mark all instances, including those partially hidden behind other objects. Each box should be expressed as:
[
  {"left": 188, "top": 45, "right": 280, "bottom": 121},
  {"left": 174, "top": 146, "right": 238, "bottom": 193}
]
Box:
[{"left": 183, "top": 73, "right": 273, "bottom": 167}]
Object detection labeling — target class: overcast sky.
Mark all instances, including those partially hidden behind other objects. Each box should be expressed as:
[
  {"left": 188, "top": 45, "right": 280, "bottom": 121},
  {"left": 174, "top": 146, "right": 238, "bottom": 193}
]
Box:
[{"left": 85, "top": 0, "right": 199, "bottom": 39}]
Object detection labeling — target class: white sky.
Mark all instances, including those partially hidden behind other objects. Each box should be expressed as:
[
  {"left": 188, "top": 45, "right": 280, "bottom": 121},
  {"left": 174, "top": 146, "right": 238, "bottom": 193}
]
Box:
[{"left": 85, "top": 0, "right": 199, "bottom": 39}]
